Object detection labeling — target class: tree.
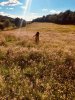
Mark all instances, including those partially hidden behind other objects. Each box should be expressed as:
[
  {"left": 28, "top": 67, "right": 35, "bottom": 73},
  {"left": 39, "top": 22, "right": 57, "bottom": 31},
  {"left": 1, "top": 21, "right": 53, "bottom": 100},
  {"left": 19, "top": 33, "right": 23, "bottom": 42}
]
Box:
[
  {"left": 0, "top": 23, "right": 5, "bottom": 30},
  {"left": 14, "top": 18, "right": 21, "bottom": 28},
  {"left": 14, "top": 18, "right": 26, "bottom": 28},
  {"left": 32, "top": 10, "right": 75, "bottom": 25},
  {"left": 20, "top": 19, "right": 26, "bottom": 27},
  {"left": 4, "top": 19, "right": 11, "bottom": 28}
]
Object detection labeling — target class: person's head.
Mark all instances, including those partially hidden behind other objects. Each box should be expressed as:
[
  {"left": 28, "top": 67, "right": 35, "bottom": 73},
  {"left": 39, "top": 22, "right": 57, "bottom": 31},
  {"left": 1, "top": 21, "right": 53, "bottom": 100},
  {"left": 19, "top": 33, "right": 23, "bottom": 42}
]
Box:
[{"left": 36, "top": 32, "right": 39, "bottom": 35}]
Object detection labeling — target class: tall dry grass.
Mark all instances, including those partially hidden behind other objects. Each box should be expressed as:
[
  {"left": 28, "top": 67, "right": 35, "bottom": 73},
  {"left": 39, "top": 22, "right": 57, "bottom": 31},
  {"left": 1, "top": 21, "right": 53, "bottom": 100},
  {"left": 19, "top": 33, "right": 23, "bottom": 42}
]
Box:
[{"left": 0, "top": 23, "right": 75, "bottom": 99}]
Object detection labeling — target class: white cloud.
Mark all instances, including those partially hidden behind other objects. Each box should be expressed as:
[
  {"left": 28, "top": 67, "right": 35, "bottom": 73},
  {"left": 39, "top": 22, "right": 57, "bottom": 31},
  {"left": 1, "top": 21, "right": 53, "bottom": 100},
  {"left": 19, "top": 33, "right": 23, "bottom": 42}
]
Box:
[
  {"left": 6, "top": 7, "right": 14, "bottom": 10},
  {"left": 0, "top": 10, "right": 61, "bottom": 21},
  {"left": 0, "top": 12, "right": 6, "bottom": 15},
  {"left": 50, "top": 10, "right": 61, "bottom": 14},
  {"left": 21, "top": 6, "right": 26, "bottom": 10},
  {"left": 42, "top": 8, "right": 48, "bottom": 12},
  {"left": 24, "top": 13, "right": 41, "bottom": 21},
  {"left": 0, "top": 0, "right": 22, "bottom": 6},
  {"left": 0, "top": 11, "right": 41, "bottom": 21},
  {"left": 42, "top": 8, "right": 61, "bottom": 14},
  {"left": 0, "top": 11, "right": 17, "bottom": 18},
  {"left": 0, "top": 11, "right": 23, "bottom": 20}
]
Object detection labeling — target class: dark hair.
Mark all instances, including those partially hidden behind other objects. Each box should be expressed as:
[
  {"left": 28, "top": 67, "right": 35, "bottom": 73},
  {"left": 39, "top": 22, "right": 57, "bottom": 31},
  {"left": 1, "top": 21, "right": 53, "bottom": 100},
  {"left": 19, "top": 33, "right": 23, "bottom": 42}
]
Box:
[{"left": 36, "top": 32, "right": 39, "bottom": 35}]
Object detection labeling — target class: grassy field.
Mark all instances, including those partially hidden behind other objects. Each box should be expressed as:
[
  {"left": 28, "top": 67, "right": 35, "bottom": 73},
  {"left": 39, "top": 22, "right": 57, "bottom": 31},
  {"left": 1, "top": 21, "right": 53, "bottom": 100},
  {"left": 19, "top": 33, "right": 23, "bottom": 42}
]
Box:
[{"left": 0, "top": 22, "right": 75, "bottom": 100}]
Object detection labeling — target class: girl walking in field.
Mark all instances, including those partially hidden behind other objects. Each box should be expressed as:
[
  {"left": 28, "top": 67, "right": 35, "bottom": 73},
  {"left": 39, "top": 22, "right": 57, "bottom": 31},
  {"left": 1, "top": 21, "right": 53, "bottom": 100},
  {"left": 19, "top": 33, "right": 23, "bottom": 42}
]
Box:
[{"left": 34, "top": 32, "right": 40, "bottom": 44}]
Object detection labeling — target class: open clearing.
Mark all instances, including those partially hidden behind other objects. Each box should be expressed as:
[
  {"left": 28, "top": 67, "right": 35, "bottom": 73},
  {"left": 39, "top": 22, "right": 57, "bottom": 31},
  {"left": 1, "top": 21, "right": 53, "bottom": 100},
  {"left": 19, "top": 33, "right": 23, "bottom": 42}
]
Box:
[
  {"left": 0, "top": 23, "right": 75, "bottom": 100},
  {"left": 1, "top": 22, "right": 75, "bottom": 51}
]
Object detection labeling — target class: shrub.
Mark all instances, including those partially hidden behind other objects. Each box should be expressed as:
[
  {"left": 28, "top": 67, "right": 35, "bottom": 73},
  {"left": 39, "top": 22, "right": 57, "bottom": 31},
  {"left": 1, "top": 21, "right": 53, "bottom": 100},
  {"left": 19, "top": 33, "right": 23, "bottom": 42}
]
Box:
[{"left": 0, "top": 23, "right": 5, "bottom": 30}]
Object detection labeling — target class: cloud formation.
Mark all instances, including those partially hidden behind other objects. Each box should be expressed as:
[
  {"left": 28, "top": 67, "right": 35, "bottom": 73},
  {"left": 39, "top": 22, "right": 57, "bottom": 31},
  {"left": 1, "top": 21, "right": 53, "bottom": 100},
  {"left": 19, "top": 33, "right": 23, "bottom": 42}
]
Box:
[
  {"left": 50, "top": 10, "right": 61, "bottom": 14},
  {"left": 24, "top": 13, "right": 41, "bottom": 21},
  {"left": 0, "top": 11, "right": 41, "bottom": 21},
  {"left": 42, "top": 9, "right": 48, "bottom": 12},
  {"left": 42, "top": 8, "right": 61, "bottom": 14},
  {"left": 0, "top": 0, "right": 22, "bottom": 6},
  {"left": 6, "top": 7, "right": 14, "bottom": 10}
]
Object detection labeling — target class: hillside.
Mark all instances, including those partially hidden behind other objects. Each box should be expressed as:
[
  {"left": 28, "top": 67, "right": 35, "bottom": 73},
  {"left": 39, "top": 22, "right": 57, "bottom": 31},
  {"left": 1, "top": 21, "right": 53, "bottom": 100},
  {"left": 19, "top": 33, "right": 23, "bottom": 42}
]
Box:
[
  {"left": 0, "top": 22, "right": 75, "bottom": 99},
  {"left": 32, "top": 10, "right": 75, "bottom": 24}
]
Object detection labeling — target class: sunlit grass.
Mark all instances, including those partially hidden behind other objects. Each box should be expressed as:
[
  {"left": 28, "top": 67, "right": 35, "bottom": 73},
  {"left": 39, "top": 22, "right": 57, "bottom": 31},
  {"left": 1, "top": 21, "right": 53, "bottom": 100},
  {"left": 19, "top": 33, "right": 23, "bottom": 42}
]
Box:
[{"left": 0, "top": 22, "right": 75, "bottom": 99}]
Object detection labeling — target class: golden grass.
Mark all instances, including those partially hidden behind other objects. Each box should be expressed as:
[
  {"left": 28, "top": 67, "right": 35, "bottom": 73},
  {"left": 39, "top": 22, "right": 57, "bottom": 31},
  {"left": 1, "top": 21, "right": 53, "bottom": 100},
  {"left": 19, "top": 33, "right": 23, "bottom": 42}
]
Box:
[{"left": 0, "top": 22, "right": 75, "bottom": 99}]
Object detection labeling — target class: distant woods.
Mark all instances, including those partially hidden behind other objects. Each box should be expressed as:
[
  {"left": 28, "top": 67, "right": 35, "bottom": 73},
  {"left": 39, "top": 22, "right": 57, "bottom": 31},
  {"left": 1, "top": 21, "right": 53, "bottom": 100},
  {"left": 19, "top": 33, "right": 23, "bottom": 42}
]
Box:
[
  {"left": 0, "top": 16, "right": 26, "bottom": 30},
  {"left": 32, "top": 10, "right": 75, "bottom": 25},
  {"left": 1, "top": 10, "right": 75, "bottom": 31}
]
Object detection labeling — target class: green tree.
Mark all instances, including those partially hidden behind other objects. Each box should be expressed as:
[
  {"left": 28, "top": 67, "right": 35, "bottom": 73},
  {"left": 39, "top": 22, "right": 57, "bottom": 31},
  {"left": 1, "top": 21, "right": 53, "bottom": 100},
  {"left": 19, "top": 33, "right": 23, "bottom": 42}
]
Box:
[
  {"left": 0, "top": 23, "right": 5, "bottom": 30},
  {"left": 4, "top": 19, "right": 11, "bottom": 28},
  {"left": 14, "top": 18, "right": 21, "bottom": 28}
]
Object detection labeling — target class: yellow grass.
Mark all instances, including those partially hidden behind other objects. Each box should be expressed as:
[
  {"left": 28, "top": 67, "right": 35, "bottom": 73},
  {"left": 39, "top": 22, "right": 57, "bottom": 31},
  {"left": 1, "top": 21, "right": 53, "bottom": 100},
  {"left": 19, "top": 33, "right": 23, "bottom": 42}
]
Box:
[
  {"left": 0, "top": 22, "right": 75, "bottom": 99},
  {"left": 1, "top": 22, "right": 75, "bottom": 52}
]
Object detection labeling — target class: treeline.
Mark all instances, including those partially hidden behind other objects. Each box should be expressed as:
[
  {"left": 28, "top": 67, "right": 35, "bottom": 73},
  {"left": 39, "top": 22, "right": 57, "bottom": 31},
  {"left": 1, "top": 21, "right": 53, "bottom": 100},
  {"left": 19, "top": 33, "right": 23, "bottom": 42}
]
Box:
[
  {"left": 0, "top": 15, "right": 26, "bottom": 30},
  {"left": 32, "top": 10, "right": 75, "bottom": 24}
]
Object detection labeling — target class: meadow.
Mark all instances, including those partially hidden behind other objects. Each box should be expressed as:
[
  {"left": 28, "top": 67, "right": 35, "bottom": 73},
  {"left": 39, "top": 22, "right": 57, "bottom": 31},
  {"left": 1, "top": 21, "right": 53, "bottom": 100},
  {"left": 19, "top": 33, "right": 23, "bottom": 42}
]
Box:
[{"left": 0, "top": 22, "right": 75, "bottom": 100}]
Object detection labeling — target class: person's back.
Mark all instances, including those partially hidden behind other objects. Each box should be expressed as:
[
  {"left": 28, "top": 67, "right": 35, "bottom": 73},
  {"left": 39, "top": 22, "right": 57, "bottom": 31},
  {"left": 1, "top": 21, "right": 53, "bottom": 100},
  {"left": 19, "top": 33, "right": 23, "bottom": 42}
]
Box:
[{"left": 35, "top": 32, "right": 40, "bottom": 44}]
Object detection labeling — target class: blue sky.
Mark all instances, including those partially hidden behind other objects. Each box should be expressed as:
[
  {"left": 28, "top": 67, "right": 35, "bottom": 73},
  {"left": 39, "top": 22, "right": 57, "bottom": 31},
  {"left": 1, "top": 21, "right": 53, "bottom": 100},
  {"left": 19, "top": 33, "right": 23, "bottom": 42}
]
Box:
[{"left": 0, "top": 0, "right": 75, "bottom": 21}]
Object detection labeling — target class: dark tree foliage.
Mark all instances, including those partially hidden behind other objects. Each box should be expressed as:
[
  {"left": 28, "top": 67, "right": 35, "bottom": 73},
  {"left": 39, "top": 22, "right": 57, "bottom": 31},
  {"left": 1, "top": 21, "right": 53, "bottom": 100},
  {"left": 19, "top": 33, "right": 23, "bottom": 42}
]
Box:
[
  {"left": 0, "top": 23, "right": 5, "bottom": 30},
  {"left": 0, "top": 15, "right": 26, "bottom": 30},
  {"left": 4, "top": 19, "right": 11, "bottom": 28},
  {"left": 32, "top": 10, "right": 75, "bottom": 25},
  {"left": 14, "top": 18, "right": 26, "bottom": 28},
  {"left": 14, "top": 18, "right": 21, "bottom": 28},
  {"left": 20, "top": 19, "right": 26, "bottom": 27}
]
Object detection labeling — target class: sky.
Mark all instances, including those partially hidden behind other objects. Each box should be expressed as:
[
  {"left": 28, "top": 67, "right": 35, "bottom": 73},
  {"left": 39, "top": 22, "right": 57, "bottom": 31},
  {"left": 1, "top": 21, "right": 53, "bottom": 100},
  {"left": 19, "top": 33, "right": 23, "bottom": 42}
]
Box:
[{"left": 0, "top": 0, "right": 75, "bottom": 21}]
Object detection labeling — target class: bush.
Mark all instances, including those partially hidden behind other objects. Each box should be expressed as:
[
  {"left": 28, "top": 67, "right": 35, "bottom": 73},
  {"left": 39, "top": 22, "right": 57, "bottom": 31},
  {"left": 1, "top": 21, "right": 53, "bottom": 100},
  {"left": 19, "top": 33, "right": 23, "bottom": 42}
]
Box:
[
  {"left": 0, "top": 23, "right": 5, "bottom": 30},
  {"left": 4, "top": 19, "right": 11, "bottom": 28}
]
